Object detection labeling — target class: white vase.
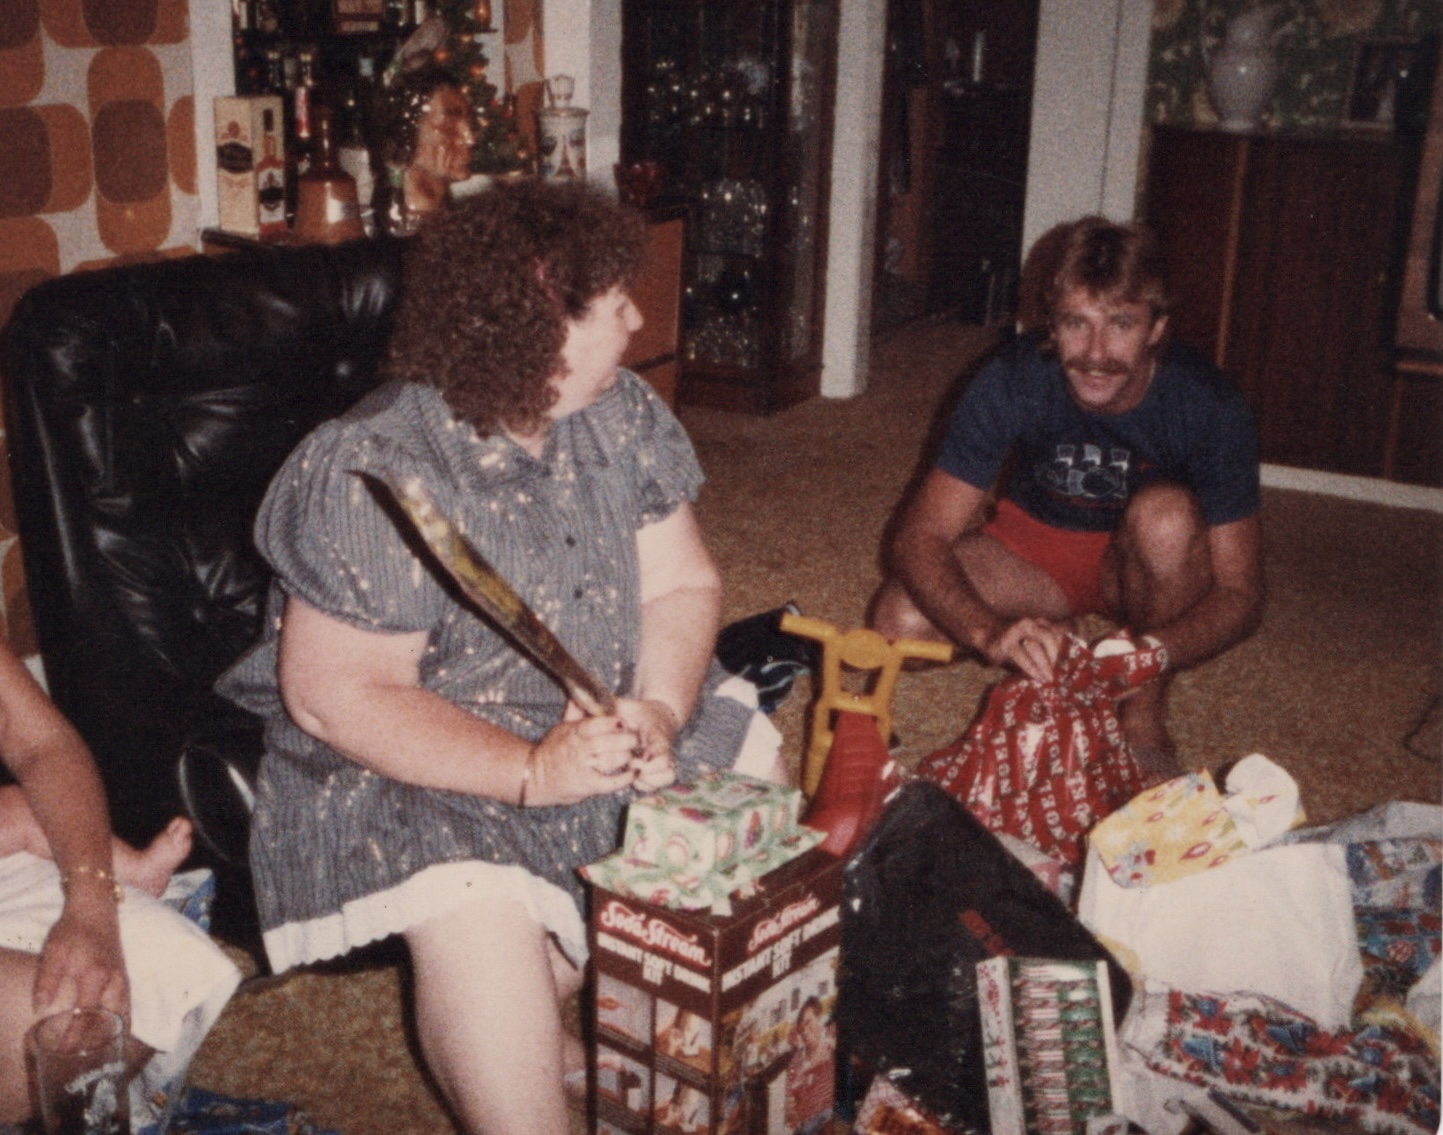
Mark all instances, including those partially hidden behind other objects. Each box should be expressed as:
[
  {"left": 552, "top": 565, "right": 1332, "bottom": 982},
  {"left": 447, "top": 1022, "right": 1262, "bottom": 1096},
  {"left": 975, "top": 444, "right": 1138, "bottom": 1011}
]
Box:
[
  {"left": 1207, "top": 5, "right": 1282, "bottom": 132},
  {"left": 537, "top": 75, "right": 588, "bottom": 181}
]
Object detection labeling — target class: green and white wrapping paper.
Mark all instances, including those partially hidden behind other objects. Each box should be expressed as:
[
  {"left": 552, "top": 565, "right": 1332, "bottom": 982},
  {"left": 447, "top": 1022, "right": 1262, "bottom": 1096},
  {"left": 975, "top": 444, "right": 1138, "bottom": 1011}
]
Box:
[{"left": 581, "top": 771, "right": 824, "bottom": 913}]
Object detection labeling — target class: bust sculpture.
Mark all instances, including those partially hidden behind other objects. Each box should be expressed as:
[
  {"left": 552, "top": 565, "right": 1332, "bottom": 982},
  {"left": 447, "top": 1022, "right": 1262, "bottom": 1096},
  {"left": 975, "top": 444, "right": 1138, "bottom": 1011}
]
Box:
[{"left": 375, "top": 63, "right": 477, "bottom": 236}]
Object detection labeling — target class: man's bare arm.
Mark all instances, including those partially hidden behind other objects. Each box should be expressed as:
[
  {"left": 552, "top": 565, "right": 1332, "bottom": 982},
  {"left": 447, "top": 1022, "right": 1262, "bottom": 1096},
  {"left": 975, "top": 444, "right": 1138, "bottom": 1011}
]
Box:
[
  {"left": 1149, "top": 515, "right": 1264, "bottom": 670},
  {"left": 888, "top": 470, "right": 1066, "bottom": 679},
  {"left": 889, "top": 470, "right": 994, "bottom": 646}
]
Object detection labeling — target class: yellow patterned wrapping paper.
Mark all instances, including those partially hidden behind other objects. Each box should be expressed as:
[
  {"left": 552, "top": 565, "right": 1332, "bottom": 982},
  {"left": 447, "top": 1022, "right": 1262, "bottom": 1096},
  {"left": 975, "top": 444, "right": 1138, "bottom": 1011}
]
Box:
[{"left": 1087, "top": 770, "right": 1252, "bottom": 888}]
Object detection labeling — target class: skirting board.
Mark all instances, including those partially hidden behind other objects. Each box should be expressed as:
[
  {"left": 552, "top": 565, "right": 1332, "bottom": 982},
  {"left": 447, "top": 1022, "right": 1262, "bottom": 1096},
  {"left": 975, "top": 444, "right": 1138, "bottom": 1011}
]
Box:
[{"left": 1261, "top": 464, "right": 1443, "bottom": 514}]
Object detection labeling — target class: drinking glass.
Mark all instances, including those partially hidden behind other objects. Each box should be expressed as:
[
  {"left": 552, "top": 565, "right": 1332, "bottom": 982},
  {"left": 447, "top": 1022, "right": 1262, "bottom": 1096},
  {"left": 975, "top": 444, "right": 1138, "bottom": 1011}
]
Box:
[{"left": 28, "top": 1007, "right": 129, "bottom": 1135}]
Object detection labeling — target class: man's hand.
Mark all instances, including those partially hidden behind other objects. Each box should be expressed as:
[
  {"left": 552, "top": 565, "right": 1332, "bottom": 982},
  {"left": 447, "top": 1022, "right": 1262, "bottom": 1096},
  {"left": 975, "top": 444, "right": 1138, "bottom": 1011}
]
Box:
[
  {"left": 983, "top": 616, "right": 1067, "bottom": 684},
  {"left": 33, "top": 898, "right": 128, "bottom": 1020}
]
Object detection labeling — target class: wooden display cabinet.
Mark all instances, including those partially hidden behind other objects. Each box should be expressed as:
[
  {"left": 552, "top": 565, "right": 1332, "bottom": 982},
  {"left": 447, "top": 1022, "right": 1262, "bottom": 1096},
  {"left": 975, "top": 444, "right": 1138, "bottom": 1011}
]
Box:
[{"left": 621, "top": 0, "right": 840, "bottom": 415}]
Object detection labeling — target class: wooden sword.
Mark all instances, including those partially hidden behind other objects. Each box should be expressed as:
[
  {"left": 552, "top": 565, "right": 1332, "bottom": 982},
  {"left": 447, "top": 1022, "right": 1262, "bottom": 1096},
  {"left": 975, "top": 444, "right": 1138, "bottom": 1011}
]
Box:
[{"left": 360, "top": 469, "right": 617, "bottom": 717}]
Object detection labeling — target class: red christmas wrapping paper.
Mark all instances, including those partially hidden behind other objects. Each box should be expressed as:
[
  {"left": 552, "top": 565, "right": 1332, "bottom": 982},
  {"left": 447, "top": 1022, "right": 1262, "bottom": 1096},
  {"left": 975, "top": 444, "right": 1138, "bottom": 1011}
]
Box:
[{"left": 917, "top": 631, "right": 1167, "bottom": 868}]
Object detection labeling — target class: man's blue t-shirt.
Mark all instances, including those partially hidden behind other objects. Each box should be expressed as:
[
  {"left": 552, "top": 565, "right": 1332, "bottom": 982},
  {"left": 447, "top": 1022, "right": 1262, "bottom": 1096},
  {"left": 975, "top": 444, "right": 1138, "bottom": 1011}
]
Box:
[{"left": 936, "top": 333, "right": 1260, "bottom": 533}]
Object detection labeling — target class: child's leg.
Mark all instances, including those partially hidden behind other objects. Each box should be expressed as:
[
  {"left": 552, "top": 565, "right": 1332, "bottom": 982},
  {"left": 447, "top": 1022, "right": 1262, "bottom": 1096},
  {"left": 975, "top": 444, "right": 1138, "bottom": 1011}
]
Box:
[
  {"left": 0, "top": 785, "right": 193, "bottom": 897},
  {"left": 111, "top": 817, "right": 193, "bottom": 897}
]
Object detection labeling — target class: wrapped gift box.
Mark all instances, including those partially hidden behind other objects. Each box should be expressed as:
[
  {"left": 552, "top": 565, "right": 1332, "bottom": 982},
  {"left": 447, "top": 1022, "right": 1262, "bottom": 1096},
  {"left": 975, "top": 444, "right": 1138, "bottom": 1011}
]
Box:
[
  {"left": 582, "top": 772, "right": 824, "bottom": 914},
  {"left": 588, "top": 845, "right": 843, "bottom": 1135},
  {"left": 976, "top": 957, "right": 1125, "bottom": 1135}
]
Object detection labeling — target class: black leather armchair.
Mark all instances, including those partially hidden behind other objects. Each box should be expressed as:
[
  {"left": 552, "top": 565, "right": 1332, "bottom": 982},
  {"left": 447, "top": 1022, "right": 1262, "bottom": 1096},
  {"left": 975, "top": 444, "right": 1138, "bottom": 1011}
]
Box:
[{"left": 0, "top": 235, "right": 406, "bottom": 948}]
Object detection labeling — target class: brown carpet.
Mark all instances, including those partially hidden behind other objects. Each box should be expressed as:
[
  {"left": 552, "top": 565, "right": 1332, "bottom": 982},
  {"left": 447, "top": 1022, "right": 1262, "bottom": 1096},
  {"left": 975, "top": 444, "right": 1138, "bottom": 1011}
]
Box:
[{"left": 186, "top": 316, "right": 1443, "bottom": 1134}]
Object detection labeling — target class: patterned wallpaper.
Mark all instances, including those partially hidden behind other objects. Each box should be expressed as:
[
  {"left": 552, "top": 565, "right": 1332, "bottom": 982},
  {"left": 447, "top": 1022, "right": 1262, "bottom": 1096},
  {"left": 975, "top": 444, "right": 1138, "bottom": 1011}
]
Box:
[
  {"left": 0, "top": 0, "right": 199, "bottom": 656},
  {"left": 1149, "top": 0, "right": 1441, "bottom": 131}
]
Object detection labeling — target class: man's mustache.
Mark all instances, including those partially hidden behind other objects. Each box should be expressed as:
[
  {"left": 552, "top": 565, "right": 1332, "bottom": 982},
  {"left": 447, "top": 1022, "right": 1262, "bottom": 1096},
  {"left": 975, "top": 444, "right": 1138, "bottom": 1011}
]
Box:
[{"left": 1062, "top": 356, "right": 1130, "bottom": 376}]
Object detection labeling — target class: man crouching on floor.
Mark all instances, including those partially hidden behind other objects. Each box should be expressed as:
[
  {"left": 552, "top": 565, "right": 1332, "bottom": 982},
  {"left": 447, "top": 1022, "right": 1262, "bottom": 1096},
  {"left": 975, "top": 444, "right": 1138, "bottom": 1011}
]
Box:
[{"left": 868, "top": 215, "right": 1264, "bottom": 780}]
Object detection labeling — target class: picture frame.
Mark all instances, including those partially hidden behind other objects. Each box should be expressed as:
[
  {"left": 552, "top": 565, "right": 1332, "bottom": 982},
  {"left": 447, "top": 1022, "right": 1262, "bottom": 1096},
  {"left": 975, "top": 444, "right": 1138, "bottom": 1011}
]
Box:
[{"left": 1343, "top": 38, "right": 1420, "bottom": 131}]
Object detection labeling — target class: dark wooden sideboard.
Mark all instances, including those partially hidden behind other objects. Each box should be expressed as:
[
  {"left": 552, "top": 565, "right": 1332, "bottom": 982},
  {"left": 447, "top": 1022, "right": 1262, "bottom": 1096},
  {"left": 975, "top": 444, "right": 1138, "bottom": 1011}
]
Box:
[
  {"left": 1145, "top": 125, "right": 1436, "bottom": 483},
  {"left": 205, "top": 205, "right": 684, "bottom": 408},
  {"left": 619, "top": 208, "right": 683, "bottom": 407}
]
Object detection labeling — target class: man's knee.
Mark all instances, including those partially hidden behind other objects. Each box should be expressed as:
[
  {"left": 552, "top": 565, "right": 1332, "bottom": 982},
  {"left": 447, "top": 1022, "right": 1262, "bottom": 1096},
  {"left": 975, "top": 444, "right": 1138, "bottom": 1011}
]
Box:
[
  {"left": 1118, "top": 484, "right": 1207, "bottom": 568},
  {"left": 867, "top": 577, "right": 941, "bottom": 643}
]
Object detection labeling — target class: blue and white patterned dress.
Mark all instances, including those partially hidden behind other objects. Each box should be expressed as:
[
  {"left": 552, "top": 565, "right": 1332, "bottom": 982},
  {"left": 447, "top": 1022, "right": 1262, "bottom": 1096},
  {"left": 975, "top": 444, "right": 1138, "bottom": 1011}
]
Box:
[{"left": 217, "top": 371, "right": 753, "bottom": 970}]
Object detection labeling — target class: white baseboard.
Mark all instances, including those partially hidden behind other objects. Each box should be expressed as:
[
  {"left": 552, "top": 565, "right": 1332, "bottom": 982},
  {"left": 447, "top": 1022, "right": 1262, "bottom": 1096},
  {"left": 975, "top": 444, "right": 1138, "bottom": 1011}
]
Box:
[{"left": 1261, "top": 464, "right": 1443, "bottom": 513}]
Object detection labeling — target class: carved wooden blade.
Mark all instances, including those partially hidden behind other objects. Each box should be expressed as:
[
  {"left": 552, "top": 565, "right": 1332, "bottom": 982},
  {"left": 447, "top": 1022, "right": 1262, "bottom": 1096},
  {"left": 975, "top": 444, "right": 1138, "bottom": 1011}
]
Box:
[{"left": 361, "top": 469, "right": 616, "bottom": 717}]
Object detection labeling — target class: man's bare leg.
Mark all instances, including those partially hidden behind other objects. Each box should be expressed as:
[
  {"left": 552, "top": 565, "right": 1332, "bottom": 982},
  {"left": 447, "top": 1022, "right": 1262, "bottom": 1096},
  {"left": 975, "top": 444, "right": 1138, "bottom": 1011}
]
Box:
[{"left": 1103, "top": 484, "right": 1212, "bottom": 767}]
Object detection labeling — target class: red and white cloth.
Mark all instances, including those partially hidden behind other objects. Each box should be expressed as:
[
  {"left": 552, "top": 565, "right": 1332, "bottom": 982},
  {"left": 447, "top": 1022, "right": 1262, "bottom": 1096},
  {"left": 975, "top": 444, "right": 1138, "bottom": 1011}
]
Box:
[{"left": 917, "top": 630, "right": 1167, "bottom": 869}]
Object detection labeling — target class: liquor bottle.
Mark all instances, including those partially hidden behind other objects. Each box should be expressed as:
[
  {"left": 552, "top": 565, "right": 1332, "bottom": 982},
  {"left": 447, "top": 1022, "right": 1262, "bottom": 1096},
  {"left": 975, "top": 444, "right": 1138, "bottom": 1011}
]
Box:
[
  {"left": 256, "top": 107, "right": 289, "bottom": 240},
  {"left": 261, "top": 48, "right": 284, "bottom": 97},
  {"left": 293, "top": 103, "right": 366, "bottom": 244},
  {"left": 383, "top": 0, "right": 410, "bottom": 30},
  {"left": 335, "top": 87, "right": 376, "bottom": 235},
  {"left": 292, "top": 49, "right": 317, "bottom": 177},
  {"left": 283, "top": 49, "right": 316, "bottom": 223}
]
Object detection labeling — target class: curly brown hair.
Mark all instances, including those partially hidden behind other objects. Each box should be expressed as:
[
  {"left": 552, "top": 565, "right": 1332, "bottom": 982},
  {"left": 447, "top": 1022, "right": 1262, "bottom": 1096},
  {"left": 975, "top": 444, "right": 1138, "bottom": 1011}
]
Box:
[{"left": 383, "top": 178, "right": 648, "bottom": 436}]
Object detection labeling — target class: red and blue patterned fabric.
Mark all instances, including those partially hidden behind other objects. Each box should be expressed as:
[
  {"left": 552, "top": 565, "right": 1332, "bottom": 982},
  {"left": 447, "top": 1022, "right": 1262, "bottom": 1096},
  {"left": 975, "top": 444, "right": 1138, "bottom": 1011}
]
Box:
[{"left": 1143, "top": 987, "right": 1439, "bottom": 1135}]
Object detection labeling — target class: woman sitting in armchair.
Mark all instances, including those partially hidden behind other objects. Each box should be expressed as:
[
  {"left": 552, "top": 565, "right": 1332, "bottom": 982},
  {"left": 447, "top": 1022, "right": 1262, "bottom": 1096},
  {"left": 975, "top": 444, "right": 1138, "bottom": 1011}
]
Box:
[{"left": 217, "top": 178, "right": 785, "bottom": 1135}]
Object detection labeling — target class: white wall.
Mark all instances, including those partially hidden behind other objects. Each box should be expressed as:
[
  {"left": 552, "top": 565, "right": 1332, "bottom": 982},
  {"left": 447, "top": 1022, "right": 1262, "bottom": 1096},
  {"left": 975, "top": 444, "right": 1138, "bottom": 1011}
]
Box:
[
  {"left": 541, "top": 0, "right": 620, "bottom": 185},
  {"left": 1023, "top": 0, "right": 1152, "bottom": 254},
  {"left": 188, "top": 0, "right": 236, "bottom": 233},
  {"left": 822, "top": 0, "right": 1152, "bottom": 397},
  {"left": 586, "top": 0, "right": 622, "bottom": 185},
  {"left": 820, "top": 0, "right": 886, "bottom": 398}
]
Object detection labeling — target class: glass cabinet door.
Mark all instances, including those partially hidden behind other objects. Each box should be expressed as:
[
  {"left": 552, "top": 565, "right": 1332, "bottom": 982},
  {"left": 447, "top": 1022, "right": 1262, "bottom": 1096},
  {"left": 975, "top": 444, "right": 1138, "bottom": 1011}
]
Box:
[{"left": 622, "top": 0, "right": 839, "bottom": 414}]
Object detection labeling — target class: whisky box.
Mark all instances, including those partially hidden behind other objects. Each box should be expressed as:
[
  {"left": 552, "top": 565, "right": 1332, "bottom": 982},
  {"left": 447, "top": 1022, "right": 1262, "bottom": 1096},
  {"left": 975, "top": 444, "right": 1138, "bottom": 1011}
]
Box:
[
  {"left": 588, "top": 846, "right": 844, "bottom": 1135},
  {"left": 214, "top": 96, "right": 286, "bottom": 238},
  {"left": 976, "top": 957, "right": 1125, "bottom": 1135}
]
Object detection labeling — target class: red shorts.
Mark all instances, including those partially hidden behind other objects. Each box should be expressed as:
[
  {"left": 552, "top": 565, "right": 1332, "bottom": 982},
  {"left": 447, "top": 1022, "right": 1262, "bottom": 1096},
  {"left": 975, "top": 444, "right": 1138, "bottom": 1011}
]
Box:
[{"left": 980, "top": 499, "right": 1114, "bottom": 616}]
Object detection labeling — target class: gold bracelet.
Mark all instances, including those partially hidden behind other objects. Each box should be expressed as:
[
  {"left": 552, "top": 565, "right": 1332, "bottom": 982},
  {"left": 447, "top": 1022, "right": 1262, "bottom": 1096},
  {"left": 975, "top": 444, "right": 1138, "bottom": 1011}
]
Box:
[
  {"left": 517, "top": 746, "right": 539, "bottom": 808},
  {"left": 60, "top": 864, "right": 124, "bottom": 903}
]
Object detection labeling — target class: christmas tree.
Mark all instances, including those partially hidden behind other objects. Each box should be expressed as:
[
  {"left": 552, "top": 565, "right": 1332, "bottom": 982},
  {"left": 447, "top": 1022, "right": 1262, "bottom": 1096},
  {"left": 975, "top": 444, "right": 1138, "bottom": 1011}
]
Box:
[{"left": 430, "top": 0, "right": 529, "bottom": 173}]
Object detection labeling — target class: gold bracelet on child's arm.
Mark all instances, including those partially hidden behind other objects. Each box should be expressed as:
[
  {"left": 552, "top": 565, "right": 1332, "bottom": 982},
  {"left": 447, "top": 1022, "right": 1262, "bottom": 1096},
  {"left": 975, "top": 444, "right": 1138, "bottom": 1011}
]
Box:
[{"left": 60, "top": 864, "right": 124, "bottom": 903}]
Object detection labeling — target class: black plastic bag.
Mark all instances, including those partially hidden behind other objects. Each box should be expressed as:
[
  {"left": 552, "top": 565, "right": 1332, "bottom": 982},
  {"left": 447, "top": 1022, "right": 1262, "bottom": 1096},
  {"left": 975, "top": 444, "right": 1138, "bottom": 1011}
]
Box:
[{"left": 838, "top": 780, "right": 1131, "bottom": 1132}]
